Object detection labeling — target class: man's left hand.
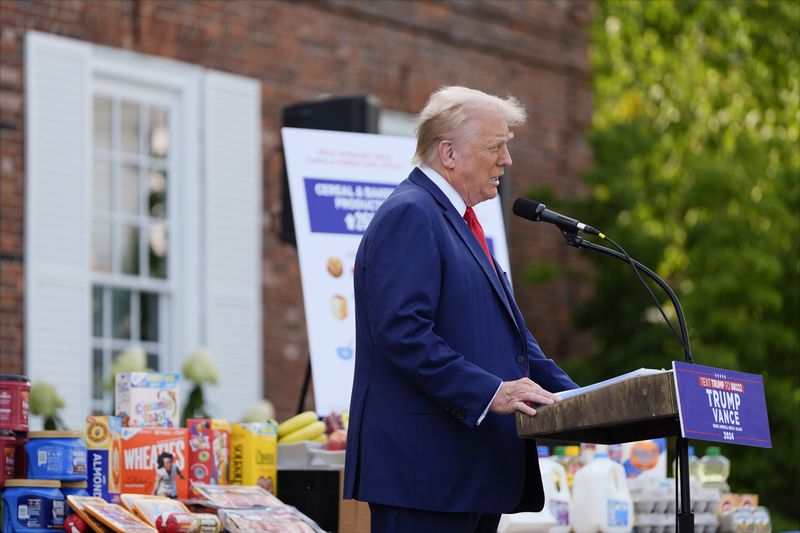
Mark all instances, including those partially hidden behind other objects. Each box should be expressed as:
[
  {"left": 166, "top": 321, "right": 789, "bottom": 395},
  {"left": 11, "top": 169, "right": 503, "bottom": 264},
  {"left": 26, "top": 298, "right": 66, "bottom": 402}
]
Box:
[{"left": 489, "top": 378, "right": 560, "bottom": 416}]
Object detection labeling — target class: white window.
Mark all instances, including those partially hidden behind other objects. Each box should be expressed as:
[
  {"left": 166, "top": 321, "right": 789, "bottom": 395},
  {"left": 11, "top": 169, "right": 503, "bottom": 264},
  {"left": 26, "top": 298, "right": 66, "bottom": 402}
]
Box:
[
  {"left": 25, "top": 31, "right": 262, "bottom": 428},
  {"left": 90, "top": 86, "right": 177, "bottom": 413}
]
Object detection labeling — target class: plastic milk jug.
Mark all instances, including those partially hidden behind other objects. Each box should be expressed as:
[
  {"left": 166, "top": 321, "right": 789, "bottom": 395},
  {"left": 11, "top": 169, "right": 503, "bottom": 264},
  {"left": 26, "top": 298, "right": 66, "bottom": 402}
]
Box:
[
  {"left": 571, "top": 452, "right": 633, "bottom": 533},
  {"left": 497, "top": 447, "right": 558, "bottom": 533},
  {"left": 539, "top": 445, "right": 571, "bottom": 533}
]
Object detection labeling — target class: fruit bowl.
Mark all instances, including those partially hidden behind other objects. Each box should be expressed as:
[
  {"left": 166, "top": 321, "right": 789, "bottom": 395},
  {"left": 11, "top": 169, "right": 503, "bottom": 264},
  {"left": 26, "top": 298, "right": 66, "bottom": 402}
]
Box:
[
  {"left": 277, "top": 441, "right": 324, "bottom": 467},
  {"left": 309, "top": 448, "right": 346, "bottom": 467}
]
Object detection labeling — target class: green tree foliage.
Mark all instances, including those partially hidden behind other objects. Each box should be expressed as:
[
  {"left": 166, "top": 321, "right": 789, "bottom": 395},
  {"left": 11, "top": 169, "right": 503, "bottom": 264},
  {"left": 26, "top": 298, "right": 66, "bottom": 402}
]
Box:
[{"left": 558, "top": 0, "right": 798, "bottom": 526}]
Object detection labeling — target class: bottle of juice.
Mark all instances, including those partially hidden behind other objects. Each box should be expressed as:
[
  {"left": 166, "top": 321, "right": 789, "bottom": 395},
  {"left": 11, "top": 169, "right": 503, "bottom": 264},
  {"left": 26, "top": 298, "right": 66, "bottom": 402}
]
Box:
[
  {"left": 698, "top": 446, "right": 730, "bottom": 492},
  {"left": 671, "top": 445, "right": 700, "bottom": 479},
  {"left": 564, "top": 445, "right": 584, "bottom": 488}
]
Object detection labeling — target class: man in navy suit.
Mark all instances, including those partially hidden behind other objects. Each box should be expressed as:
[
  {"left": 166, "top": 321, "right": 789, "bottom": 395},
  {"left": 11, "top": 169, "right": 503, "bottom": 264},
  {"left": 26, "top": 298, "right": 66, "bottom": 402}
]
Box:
[{"left": 343, "top": 86, "right": 578, "bottom": 532}]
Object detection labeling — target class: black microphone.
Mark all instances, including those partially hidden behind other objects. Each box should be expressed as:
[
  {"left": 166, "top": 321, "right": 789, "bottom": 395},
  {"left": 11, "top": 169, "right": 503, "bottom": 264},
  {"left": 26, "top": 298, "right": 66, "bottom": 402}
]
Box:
[{"left": 512, "top": 197, "right": 602, "bottom": 236}]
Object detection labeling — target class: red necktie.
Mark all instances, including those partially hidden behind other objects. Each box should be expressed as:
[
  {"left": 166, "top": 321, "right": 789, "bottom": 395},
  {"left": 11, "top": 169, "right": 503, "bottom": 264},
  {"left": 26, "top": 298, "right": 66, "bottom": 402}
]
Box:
[{"left": 464, "top": 207, "right": 495, "bottom": 272}]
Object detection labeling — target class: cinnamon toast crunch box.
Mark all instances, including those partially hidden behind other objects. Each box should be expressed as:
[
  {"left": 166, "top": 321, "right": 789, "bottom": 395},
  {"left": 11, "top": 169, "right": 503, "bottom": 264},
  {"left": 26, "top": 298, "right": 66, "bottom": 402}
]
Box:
[
  {"left": 187, "top": 419, "right": 231, "bottom": 496},
  {"left": 120, "top": 427, "right": 189, "bottom": 499},
  {"left": 115, "top": 372, "right": 180, "bottom": 428},
  {"left": 84, "top": 415, "right": 123, "bottom": 503}
]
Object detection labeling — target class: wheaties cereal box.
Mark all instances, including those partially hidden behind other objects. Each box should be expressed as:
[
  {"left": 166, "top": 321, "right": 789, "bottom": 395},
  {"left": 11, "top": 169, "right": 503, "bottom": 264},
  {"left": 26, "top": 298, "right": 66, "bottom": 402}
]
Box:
[
  {"left": 84, "top": 415, "right": 123, "bottom": 503},
  {"left": 120, "top": 427, "right": 189, "bottom": 499},
  {"left": 187, "top": 419, "right": 231, "bottom": 497},
  {"left": 115, "top": 372, "right": 180, "bottom": 428},
  {"left": 230, "top": 423, "right": 278, "bottom": 494}
]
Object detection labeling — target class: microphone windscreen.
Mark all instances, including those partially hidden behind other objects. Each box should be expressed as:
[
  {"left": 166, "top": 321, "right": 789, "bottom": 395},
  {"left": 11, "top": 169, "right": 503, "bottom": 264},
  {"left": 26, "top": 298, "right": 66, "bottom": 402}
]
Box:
[{"left": 512, "top": 198, "right": 543, "bottom": 222}]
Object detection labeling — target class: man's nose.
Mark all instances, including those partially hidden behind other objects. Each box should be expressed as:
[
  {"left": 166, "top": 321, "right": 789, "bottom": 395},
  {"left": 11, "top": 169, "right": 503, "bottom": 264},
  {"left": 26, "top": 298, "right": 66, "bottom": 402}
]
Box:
[{"left": 499, "top": 145, "right": 512, "bottom": 166}]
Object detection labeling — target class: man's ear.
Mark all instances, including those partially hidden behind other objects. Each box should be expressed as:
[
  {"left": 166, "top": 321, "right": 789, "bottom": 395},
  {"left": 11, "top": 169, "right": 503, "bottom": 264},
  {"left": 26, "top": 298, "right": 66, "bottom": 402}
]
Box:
[{"left": 437, "top": 140, "right": 457, "bottom": 170}]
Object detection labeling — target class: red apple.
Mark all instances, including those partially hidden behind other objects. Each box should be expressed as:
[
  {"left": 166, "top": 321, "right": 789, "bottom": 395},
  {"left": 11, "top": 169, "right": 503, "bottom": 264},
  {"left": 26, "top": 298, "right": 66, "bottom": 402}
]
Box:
[{"left": 326, "top": 429, "right": 347, "bottom": 451}]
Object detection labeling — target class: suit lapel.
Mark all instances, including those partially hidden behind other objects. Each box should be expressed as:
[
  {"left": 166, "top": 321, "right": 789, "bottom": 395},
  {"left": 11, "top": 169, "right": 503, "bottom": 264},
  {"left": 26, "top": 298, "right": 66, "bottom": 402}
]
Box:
[{"left": 409, "top": 169, "right": 520, "bottom": 331}]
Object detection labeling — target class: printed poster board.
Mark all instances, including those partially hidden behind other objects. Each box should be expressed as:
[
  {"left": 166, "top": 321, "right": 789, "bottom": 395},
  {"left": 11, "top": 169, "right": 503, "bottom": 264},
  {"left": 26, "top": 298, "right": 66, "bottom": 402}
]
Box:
[
  {"left": 282, "top": 127, "right": 511, "bottom": 414},
  {"left": 673, "top": 361, "right": 771, "bottom": 448}
]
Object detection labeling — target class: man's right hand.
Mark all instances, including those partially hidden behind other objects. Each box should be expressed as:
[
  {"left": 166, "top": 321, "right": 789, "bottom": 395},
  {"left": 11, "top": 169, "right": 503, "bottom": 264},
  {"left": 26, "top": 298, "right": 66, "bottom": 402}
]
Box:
[{"left": 489, "top": 377, "right": 560, "bottom": 416}]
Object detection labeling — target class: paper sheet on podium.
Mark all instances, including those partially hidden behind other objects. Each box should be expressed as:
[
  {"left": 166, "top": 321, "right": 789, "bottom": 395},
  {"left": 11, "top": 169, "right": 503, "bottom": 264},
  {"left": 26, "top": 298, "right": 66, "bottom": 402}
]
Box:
[{"left": 555, "top": 368, "right": 671, "bottom": 401}]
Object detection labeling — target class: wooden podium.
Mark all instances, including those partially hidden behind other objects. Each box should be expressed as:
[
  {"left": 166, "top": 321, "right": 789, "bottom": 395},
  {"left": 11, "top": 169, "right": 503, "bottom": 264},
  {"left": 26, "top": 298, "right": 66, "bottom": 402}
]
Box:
[
  {"left": 516, "top": 372, "right": 679, "bottom": 445},
  {"left": 517, "top": 371, "right": 692, "bottom": 530}
]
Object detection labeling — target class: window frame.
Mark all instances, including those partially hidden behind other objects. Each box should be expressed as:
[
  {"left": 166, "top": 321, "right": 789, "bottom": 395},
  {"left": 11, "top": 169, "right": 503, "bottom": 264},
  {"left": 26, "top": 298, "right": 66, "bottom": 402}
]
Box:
[{"left": 88, "top": 46, "right": 203, "bottom": 412}]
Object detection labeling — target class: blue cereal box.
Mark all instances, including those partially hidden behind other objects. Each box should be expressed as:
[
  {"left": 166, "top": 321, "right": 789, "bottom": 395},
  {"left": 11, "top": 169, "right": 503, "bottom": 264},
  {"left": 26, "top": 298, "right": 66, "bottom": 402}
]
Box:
[
  {"left": 115, "top": 372, "right": 181, "bottom": 428},
  {"left": 83, "top": 415, "right": 122, "bottom": 503}
]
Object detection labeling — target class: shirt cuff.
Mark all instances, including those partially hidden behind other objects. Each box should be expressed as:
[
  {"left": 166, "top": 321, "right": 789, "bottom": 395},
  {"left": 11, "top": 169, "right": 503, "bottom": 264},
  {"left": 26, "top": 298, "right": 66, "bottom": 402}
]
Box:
[{"left": 477, "top": 382, "right": 503, "bottom": 425}]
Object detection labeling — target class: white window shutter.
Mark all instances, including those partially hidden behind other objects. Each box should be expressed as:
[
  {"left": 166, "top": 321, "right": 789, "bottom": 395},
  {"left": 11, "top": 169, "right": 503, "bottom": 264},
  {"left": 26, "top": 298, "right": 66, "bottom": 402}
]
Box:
[
  {"left": 24, "top": 32, "right": 92, "bottom": 430},
  {"left": 202, "top": 70, "right": 262, "bottom": 421}
]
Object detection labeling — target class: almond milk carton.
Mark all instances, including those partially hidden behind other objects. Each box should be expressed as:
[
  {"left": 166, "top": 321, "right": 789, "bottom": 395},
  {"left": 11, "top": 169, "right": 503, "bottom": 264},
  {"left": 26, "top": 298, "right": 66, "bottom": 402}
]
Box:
[
  {"left": 120, "top": 427, "right": 188, "bottom": 499},
  {"left": 115, "top": 372, "right": 180, "bottom": 428},
  {"left": 83, "top": 415, "right": 123, "bottom": 503}
]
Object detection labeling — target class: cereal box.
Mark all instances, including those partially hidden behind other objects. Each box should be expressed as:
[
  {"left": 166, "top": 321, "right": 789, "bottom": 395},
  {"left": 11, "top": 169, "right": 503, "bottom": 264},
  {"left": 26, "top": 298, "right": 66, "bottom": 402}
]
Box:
[
  {"left": 187, "top": 419, "right": 231, "bottom": 497},
  {"left": 84, "top": 415, "right": 123, "bottom": 503},
  {"left": 120, "top": 427, "right": 189, "bottom": 499},
  {"left": 230, "top": 423, "right": 278, "bottom": 494},
  {"left": 115, "top": 372, "right": 180, "bottom": 428}
]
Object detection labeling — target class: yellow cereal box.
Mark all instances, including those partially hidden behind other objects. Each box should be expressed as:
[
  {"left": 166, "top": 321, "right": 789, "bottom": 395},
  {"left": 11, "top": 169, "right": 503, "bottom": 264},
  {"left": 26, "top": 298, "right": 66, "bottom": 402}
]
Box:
[{"left": 230, "top": 423, "right": 278, "bottom": 494}]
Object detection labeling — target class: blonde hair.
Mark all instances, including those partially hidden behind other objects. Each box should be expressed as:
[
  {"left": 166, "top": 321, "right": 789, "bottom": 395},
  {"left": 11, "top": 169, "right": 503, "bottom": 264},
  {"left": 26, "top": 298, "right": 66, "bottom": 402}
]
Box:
[{"left": 413, "top": 86, "right": 527, "bottom": 166}]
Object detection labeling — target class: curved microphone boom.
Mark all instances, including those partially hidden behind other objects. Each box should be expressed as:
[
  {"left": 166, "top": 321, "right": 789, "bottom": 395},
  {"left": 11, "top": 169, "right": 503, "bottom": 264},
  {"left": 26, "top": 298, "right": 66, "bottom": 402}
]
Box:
[
  {"left": 512, "top": 196, "right": 692, "bottom": 364},
  {"left": 512, "top": 198, "right": 602, "bottom": 237}
]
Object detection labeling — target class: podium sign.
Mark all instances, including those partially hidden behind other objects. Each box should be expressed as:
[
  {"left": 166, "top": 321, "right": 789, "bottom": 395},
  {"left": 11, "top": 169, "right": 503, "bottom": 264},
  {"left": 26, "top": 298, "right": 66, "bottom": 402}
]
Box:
[{"left": 672, "top": 361, "right": 771, "bottom": 448}]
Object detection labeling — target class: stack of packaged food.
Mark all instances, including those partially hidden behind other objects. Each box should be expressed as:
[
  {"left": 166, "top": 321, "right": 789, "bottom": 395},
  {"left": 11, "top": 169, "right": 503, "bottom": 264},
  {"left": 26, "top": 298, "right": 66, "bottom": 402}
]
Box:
[{"left": 1, "top": 371, "right": 332, "bottom": 532}]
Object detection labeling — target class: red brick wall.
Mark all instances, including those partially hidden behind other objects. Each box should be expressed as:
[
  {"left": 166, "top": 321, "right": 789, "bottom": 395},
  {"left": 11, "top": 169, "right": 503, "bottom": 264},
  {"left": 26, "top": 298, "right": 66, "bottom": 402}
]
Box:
[{"left": 0, "top": 0, "right": 594, "bottom": 420}]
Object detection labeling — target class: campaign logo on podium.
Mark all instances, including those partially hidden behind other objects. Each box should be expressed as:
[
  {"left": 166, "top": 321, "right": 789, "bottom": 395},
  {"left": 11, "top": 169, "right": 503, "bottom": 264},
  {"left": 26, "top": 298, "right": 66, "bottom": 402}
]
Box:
[{"left": 672, "top": 361, "right": 771, "bottom": 448}]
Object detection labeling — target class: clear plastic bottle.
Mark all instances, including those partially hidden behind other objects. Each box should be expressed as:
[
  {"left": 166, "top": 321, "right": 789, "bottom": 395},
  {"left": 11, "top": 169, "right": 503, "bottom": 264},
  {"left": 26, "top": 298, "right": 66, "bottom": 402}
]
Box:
[
  {"left": 608, "top": 444, "right": 623, "bottom": 464},
  {"left": 564, "top": 445, "right": 584, "bottom": 488},
  {"left": 698, "top": 446, "right": 731, "bottom": 491},
  {"left": 671, "top": 445, "right": 700, "bottom": 479},
  {"left": 552, "top": 445, "right": 568, "bottom": 467}
]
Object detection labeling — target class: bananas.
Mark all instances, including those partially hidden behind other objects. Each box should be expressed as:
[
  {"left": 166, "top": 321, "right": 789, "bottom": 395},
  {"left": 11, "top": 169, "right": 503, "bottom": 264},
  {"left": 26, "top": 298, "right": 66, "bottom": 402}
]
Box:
[
  {"left": 278, "top": 411, "right": 318, "bottom": 438},
  {"left": 310, "top": 433, "right": 328, "bottom": 444},
  {"left": 278, "top": 421, "right": 326, "bottom": 444}
]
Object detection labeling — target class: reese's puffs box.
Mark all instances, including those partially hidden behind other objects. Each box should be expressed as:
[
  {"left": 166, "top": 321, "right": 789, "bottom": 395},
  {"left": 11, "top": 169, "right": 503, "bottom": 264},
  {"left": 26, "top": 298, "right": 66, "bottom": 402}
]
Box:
[
  {"left": 84, "top": 415, "right": 123, "bottom": 503},
  {"left": 120, "top": 427, "right": 189, "bottom": 499},
  {"left": 230, "top": 423, "right": 278, "bottom": 494},
  {"left": 187, "top": 419, "right": 231, "bottom": 497}
]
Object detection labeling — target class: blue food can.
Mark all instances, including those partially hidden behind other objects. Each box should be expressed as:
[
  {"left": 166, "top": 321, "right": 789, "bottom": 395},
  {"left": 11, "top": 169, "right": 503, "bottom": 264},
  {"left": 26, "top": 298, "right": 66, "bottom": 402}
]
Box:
[
  {"left": 60, "top": 480, "right": 89, "bottom": 518},
  {"left": 2, "top": 479, "right": 65, "bottom": 531},
  {"left": 25, "top": 431, "right": 87, "bottom": 481}
]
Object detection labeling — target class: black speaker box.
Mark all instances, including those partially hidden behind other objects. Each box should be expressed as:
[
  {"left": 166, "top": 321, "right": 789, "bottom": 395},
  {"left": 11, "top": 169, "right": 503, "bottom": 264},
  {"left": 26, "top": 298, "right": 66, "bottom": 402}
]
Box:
[{"left": 280, "top": 95, "right": 381, "bottom": 245}]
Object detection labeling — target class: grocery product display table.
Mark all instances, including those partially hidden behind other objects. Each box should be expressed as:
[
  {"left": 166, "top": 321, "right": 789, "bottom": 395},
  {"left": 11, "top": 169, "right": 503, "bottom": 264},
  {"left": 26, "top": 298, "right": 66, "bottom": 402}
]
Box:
[{"left": 278, "top": 466, "right": 370, "bottom": 533}]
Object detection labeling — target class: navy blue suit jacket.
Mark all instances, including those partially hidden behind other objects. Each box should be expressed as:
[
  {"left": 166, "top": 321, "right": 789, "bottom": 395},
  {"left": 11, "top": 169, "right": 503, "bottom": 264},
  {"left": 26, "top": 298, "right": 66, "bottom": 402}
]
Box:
[{"left": 343, "top": 168, "right": 577, "bottom": 513}]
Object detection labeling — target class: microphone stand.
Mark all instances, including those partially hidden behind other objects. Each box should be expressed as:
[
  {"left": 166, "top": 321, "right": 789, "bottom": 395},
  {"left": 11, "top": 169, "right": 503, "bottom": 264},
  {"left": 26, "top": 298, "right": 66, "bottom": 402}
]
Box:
[{"left": 559, "top": 228, "right": 694, "bottom": 533}]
